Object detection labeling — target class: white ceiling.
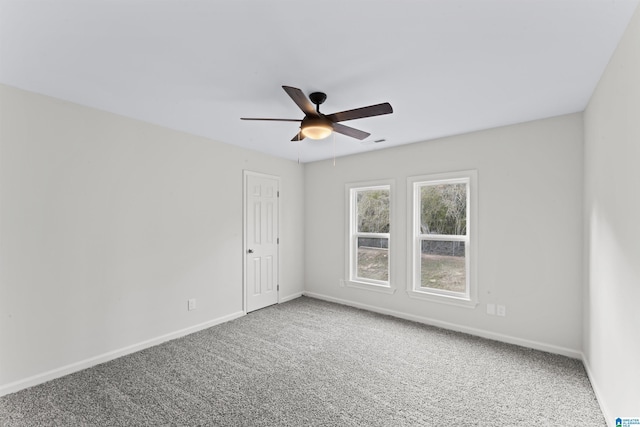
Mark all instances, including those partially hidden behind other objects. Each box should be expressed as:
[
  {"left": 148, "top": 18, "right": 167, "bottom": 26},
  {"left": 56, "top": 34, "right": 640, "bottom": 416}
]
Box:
[{"left": 1, "top": 1, "right": 638, "bottom": 163}]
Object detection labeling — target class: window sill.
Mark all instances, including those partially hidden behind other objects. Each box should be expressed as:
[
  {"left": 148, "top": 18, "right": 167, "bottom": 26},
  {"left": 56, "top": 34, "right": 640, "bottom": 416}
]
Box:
[
  {"left": 345, "top": 280, "right": 397, "bottom": 295},
  {"left": 406, "top": 289, "right": 478, "bottom": 308}
]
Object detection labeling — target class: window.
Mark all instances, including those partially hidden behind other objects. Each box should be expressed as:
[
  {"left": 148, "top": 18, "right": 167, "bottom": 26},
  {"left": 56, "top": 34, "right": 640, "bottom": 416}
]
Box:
[
  {"left": 407, "top": 171, "right": 477, "bottom": 306},
  {"left": 346, "top": 181, "right": 395, "bottom": 293}
]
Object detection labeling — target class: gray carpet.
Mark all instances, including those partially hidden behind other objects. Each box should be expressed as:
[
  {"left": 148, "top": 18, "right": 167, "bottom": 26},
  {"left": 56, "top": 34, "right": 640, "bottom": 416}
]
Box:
[{"left": 0, "top": 296, "right": 604, "bottom": 426}]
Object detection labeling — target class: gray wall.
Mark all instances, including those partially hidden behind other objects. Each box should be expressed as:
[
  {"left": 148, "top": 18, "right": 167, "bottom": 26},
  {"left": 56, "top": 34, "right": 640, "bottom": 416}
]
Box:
[
  {"left": 583, "top": 4, "right": 640, "bottom": 422},
  {"left": 0, "top": 84, "right": 305, "bottom": 391},
  {"left": 304, "top": 113, "right": 584, "bottom": 355}
]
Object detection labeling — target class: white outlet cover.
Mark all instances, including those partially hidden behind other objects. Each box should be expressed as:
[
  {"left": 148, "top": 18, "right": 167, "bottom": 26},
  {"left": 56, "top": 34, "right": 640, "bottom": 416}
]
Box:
[
  {"left": 497, "top": 305, "right": 506, "bottom": 317},
  {"left": 487, "top": 303, "right": 496, "bottom": 315},
  {"left": 188, "top": 298, "right": 196, "bottom": 311}
]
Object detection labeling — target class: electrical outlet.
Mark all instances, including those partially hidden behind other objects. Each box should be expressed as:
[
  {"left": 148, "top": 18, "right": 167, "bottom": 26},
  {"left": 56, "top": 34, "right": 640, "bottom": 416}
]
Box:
[
  {"left": 188, "top": 298, "right": 196, "bottom": 311},
  {"left": 487, "top": 303, "right": 496, "bottom": 315},
  {"left": 497, "top": 305, "right": 506, "bottom": 317},
  {"left": 339, "top": 279, "right": 346, "bottom": 288}
]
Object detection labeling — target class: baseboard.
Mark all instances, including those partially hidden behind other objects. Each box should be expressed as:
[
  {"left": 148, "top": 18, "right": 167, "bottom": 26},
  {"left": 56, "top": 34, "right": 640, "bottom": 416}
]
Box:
[
  {"left": 581, "top": 353, "right": 614, "bottom": 427},
  {"left": 0, "top": 311, "right": 245, "bottom": 398},
  {"left": 280, "top": 291, "right": 303, "bottom": 303},
  {"left": 303, "top": 292, "right": 582, "bottom": 359}
]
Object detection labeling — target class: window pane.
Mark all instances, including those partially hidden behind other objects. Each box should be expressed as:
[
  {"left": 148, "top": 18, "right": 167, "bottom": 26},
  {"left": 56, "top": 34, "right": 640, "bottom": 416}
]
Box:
[
  {"left": 420, "top": 240, "right": 466, "bottom": 292},
  {"left": 357, "top": 189, "right": 390, "bottom": 233},
  {"left": 357, "top": 237, "right": 388, "bottom": 281},
  {"left": 420, "top": 183, "right": 466, "bottom": 235}
]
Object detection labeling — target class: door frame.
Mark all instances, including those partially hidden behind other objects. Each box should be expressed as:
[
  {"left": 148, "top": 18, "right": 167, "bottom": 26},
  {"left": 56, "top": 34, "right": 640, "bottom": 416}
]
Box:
[{"left": 243, "top": 170, "right": 281, "bottom": 313}]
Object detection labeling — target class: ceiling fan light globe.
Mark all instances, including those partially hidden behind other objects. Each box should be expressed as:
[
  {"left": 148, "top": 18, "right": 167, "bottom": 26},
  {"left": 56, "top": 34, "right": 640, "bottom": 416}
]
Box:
[
  {"left": 301, "top": 116, "right": 333, "bottom": 140},
  {"left": 302, "top": 124, "right": 332, "bottom": 140}
]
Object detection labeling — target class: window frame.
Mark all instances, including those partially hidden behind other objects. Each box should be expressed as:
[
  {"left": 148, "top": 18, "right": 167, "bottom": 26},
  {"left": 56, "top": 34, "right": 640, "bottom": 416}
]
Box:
[
  {"left": 407, "top": 170, "right": 478, "bottom": 307},
  {"left": 345, "top": 180, "right": 396, "bottom": 294}
]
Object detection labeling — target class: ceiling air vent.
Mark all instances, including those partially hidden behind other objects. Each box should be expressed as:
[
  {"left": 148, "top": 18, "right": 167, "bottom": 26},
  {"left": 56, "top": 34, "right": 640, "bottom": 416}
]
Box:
[{"left": 362, "top": 138, "right": 386, "bottom": 145}]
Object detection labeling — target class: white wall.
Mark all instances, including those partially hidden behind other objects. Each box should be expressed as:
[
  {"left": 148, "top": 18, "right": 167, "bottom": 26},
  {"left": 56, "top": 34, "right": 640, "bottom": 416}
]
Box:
[
  {"left": 0, "top": 84, "right": 305, "bottom": 392},
  {"left": 305, "top": 113, "right": 584, "bottom": 355},
  {"left": 583, "top": 4, "right": 640, "bottom": 422}
]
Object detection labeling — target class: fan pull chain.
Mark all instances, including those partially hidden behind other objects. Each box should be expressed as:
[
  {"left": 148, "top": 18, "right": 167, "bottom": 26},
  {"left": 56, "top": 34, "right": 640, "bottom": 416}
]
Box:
[
  {"left": 333, "top": 132, "right": 336, "bottom": 166},
  {"left": 297, "top": 128, "right": 301, "bottom": 164}
]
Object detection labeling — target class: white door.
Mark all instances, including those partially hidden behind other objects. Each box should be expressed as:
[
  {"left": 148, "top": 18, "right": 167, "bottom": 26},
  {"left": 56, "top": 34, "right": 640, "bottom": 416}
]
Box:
[{"left": 244, "top": 171, "right": 279, "bottom": 312}]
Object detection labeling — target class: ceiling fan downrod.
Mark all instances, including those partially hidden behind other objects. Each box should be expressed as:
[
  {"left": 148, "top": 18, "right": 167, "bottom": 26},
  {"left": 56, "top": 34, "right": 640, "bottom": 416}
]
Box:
[{"left": 309, "top": 92, "right": 327, "bottom": 114}]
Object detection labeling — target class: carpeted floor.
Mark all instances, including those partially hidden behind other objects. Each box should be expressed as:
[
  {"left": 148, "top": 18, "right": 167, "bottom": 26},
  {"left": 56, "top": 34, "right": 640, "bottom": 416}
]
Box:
[{"left": 0, "top": 296, "right": 604, "bottom": 426}]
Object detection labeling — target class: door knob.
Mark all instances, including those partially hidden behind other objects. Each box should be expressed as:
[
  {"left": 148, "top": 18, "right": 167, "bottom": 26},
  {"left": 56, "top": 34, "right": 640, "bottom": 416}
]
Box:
[{"left": 247, "top": 249, "right": 254, "bottom": 253}]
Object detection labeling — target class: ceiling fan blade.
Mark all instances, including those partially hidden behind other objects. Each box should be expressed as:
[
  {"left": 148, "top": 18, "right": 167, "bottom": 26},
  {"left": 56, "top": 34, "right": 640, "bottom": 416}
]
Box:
[
  {"left": 325, "top": 102, "right": 393, "bottom": 123},
  {"left": 282, "top": 86, "right": 317, "bottom": 116},
  {"left": 291, "top": 131, "right": 305, "bottom": 142},
  {"left": 240, "top": 118, "right": 301, "bottom": 122},
  {"left": 332, "top": 123, "right": 370, "bottom": 140}
]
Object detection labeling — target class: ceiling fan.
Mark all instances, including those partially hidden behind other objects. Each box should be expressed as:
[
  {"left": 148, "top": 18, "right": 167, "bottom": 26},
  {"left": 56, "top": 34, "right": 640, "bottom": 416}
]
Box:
[{"left": 241, "top": 86, "right": 393, "bottom": 141}]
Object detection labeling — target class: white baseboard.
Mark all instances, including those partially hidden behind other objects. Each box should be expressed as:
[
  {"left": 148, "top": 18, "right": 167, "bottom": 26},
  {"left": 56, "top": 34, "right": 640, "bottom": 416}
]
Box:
[
  {"left": 581, "top": 353, "right": 614, "bottom": 427},
  {"left": 0, "top": 311, "right": 245, "bottom": 398},
  {"left": 280, "top": 291, "right": 303, "bottom": 303},
  {"left": 303, "top": 291, "right": 582, "bottom": 359}
]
